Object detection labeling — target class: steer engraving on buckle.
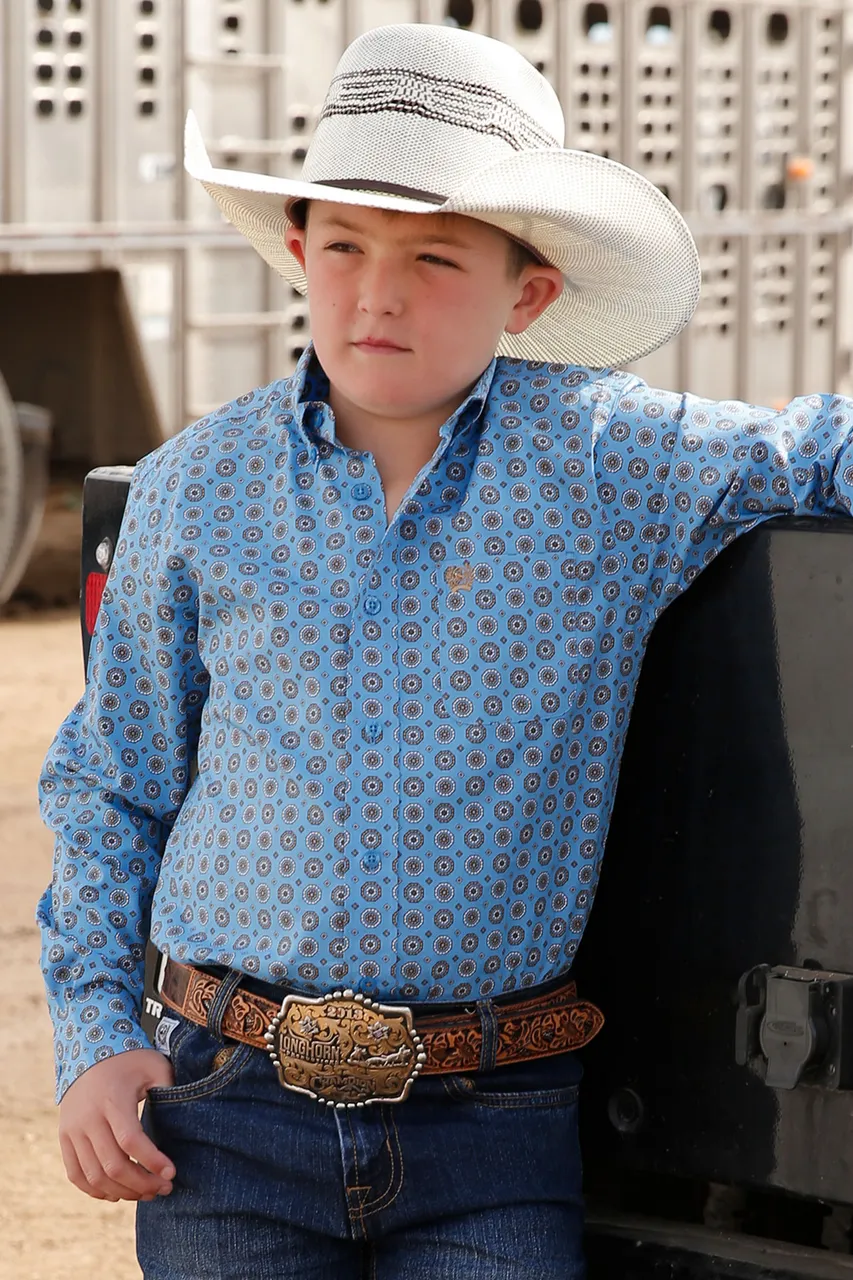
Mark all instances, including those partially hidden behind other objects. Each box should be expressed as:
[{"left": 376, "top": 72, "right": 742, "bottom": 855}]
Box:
[{"left": 264, "top": 989, "right": 427, "bottom": 1108}]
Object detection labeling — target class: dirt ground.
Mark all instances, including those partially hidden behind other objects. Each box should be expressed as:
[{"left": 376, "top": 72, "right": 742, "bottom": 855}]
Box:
[{"left": 0, "top": 611, "right": 140, "bottom": 1278}]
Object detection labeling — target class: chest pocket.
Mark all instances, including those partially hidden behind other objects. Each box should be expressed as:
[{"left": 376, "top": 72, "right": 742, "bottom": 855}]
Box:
[{"left": 436, "top": 557, "right": 576, "bottom": 724}]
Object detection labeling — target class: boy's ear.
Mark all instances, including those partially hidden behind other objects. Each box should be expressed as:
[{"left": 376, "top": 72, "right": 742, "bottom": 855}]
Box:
[
  {"left": 504, "top": 267, "right": 564, "bottom": 336},
  {"left": 285, "top": 219, "right": 307, "bottom": 271}
]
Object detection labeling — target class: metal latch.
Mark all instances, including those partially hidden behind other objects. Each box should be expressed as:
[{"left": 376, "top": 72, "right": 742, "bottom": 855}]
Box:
[{"left": 735, "top": 964, "right": 853, "bottom": 1090}]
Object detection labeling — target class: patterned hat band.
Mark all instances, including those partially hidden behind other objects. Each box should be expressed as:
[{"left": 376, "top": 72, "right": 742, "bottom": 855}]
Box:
[
  {"left": 313, "top": 66, "right": 561, "bottom": 155},
  {"left": 184, "top": 23, "right": 702, "bottom": 369}
]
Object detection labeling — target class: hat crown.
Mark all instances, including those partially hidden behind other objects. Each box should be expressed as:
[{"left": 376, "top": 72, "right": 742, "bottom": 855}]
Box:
[{"left": 302, "top": 23, "right": 565, "bottom": 199}]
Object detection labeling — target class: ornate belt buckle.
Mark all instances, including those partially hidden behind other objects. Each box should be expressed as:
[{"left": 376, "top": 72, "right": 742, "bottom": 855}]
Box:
[{"left": 264, "top": 988, "right": 427, "bottom": 1109}]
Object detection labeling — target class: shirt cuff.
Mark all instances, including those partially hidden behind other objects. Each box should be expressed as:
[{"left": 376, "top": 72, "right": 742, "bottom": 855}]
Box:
[{"left": 50, "top": 984, "right": 153, "bottom": 1104}]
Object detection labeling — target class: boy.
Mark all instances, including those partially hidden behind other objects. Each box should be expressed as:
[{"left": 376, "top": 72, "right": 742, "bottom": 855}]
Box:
[{"left": 37, "top": 22, "right": 853, "bottom": 1280}]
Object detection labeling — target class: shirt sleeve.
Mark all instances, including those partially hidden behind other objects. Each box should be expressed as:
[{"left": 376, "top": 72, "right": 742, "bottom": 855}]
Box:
[
  {"left": 36, "top": 451, "right": 209, "bottom": 1101},
  {"left": 595, "top": 380, "right": 853, "bottom": 614}
]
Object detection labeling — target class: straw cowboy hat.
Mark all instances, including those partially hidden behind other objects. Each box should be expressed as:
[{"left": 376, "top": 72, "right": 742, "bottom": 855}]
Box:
[{"left": 184, "top": 23, "right": 701, "bottom": 369}]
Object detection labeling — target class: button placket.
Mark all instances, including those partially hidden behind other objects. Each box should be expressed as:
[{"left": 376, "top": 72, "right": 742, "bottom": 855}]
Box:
[{"left": 346, "top": 537, "right": 397, "bottom": 984}]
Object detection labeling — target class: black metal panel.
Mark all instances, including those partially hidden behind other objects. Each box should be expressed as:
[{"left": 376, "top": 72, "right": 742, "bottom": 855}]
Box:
[
  {"left": 585, "top": 1217, "right": 853, "bottom": 1279},
  {"left": 576, "top": 517, "right": 853, "bottom": 1205},
  {"left": 79, "top": 465, "right": 132, "bottom": 671}
]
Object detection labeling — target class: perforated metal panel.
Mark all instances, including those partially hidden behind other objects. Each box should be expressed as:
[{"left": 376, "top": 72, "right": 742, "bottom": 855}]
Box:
[
  {"left": 113, "top": 2, "right": 181, "bottom": 224},
  {"left": 632, "top": 3, "right": 683, "bottom": 206},
  {"left": 620, "top": 2, "right": 852, "bottom": 402},
  {"left": 3, "top": 0, "right": 853, "bottom": 430},
  {"left": 491, "top": 0, "right": 559, "bottom": 84},
  {"left": 422, "top": 0, "right": 492, "bottom": 35},
  {"left": 561, "top": 1, "right": 621, "bottom": 161},
  {"left": 810, "top": 7, "right": 844, "bottom": 211},
  {"left": 280, "top": 0, "right": 344, "bottom": 179},
  {"left": 22, "top": 0, "right": 96, "bottom": 223},
  {"left": 692, "top": 5, "right": 741, "bottom": 216}
]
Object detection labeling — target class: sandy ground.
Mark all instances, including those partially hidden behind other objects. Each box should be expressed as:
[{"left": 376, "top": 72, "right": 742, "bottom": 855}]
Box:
[{"left": 0, "top": 611, "right": 140, "bottom": 1279}]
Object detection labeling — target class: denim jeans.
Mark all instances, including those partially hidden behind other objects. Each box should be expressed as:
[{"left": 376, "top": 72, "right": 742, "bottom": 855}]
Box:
[{"left": 137, "top": 1006, "right": 586, "bottom": 1280}]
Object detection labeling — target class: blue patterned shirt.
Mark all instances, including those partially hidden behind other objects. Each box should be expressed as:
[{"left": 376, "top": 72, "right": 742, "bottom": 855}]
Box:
[{"left": 37, "top": 345, "right": 853, "bottom": 1099}]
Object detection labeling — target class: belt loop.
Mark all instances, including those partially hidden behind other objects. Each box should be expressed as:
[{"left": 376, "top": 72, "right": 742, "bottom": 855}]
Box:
[
  {"left": 476, "top": 999, "right": 499, "bottom": 1072},
  {"left": 206, "top": 969, "right": 244, "bottom": 1042}
]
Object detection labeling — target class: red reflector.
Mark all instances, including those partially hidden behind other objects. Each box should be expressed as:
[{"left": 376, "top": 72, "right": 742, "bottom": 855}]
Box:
[{"left": 85, "top": 572, "right": 108, "bottom": 635}]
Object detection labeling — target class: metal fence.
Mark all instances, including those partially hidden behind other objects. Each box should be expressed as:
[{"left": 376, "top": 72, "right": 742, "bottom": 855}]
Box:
[{"left": 2, "top": 0, "right": 852, "bottom": 437}]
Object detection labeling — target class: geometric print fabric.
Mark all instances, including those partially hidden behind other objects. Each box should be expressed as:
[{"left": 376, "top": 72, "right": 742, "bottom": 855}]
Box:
[{"left": 37, "top": 344, "right": 853, "bottom": 1099}]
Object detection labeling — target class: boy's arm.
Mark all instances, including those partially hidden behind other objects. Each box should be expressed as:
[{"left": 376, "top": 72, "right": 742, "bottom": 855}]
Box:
[
  {"left": 594, "top": 380, "right": 853, "bottom": 608},
  {"left": 36, "top": 451, "right": 209, "bottom": 1104}
]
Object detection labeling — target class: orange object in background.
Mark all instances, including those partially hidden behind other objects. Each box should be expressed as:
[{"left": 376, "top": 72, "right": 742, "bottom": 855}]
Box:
[{"left": 787, "top": 156, "right": 815, "bottom": 182}]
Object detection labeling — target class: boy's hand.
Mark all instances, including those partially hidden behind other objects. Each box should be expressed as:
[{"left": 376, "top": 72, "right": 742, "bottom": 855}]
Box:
[{"left": 58, "top": 1049, "right": 177, "bottom": 1202}]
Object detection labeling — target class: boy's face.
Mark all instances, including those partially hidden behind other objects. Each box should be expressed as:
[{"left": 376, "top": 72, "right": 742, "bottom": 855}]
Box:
[{"left": 284, "top": 202, "right": 562, "bottom": 429}]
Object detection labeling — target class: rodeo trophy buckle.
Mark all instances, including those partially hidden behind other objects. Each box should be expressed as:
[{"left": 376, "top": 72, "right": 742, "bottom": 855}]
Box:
[{"left": 265, "top": 989, "right": 427, "bottom": 1109}]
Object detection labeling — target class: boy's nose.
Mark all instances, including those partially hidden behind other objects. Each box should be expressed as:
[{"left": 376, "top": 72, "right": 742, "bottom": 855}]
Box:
[{"left": 357, "top": 260, "right": 405, "bottom": 317}]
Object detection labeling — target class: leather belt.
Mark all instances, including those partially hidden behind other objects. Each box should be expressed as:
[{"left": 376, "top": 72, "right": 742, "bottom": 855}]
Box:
[{"left": 159, "top": 957, "right": 604, "bottom": 1109}]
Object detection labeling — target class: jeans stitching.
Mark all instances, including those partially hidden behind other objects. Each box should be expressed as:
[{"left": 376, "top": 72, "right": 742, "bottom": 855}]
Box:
[
  {"left": 356, "top": 1108, "right": 394, "bottom": 1215},
  {"left": 357, "top": 1114, "right": 398, "bottom": 1219},
  {"left": 345, "top": 1110, "right": 369, "bottom": 1239},
  {"left": 359, "top": 1108, "right": 404, "bottom": 1217},
  {"left": 146, "top": 1041, "right": 254, "bottom": 1104}
]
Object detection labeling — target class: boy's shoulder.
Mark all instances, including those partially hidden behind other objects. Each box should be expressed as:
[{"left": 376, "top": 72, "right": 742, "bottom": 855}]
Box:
[
  {"left": 135, "top": 374, "right": 299, "bottom": 477},
  {"left": 489, "top": 357, "right": 645, "bottom": 428},
  {"left": 491, "top": 355, "right": 642, "bottom": 400}
]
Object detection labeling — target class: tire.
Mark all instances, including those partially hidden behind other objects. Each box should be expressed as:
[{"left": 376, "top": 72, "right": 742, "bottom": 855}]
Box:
[{"left": 0, "top": 370, "right": 23, "bottom": 605}]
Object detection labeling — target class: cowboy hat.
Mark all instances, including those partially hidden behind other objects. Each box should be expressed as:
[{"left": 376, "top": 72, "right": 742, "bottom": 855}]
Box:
[{"left": 184, "top": 23, "right": 701, "bottom": 369}]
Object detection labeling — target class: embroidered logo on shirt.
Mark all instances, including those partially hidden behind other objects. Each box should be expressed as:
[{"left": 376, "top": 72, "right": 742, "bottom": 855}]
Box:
[{"left": 444, "top": 562, "right": 475, "bottom": 591}]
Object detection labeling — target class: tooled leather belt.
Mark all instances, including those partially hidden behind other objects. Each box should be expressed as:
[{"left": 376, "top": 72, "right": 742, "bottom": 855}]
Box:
[{"left": 159, "top": 957, "right": 604, "bottom": 1110}]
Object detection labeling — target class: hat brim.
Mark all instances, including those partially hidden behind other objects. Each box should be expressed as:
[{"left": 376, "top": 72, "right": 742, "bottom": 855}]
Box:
[{"left": 185, "top": 111, "right": 700, "bottom": 369}]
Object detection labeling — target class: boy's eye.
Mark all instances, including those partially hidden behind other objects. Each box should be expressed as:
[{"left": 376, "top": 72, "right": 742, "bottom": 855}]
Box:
[
  {"left": 419, "top": 254, "right": 457, "bottom": 268},
  {"left": 322, "top": 243, "right": 457, "bottom": 267}
]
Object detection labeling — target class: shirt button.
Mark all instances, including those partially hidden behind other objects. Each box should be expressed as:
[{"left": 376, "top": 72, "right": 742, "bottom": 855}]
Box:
[
  {"left": 353, "top": 483, "right": 371, "bottom": 500},
  {"left": 364, "top": 596, "right": 381, "bottom": 615},
  {"left": 365, "top": 722, "right": 382, "bottom": 743},
  {"left": 362, "top": 852, "right": 381, "bottom": 874}
]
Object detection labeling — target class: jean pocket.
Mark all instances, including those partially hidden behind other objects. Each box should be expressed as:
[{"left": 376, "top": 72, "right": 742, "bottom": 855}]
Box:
[
  {"left": 442, "top": 1052, "right": 581, "bottom": 1109},
  {"left": 146, "top": 1017, "right": 254, "bottom": 1105}
]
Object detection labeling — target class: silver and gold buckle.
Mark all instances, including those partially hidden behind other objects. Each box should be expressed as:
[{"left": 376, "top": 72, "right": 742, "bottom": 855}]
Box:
[{"left": 264, "top": 989, "right": 427, "bottom": 1109}]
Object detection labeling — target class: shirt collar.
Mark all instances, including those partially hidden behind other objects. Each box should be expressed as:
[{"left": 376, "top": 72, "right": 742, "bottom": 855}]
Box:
[{"left": 291, "top": 342, "right": 497, "bottom": 449}]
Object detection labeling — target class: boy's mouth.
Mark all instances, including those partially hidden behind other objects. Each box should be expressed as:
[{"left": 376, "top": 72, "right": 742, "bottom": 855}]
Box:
[{"left": 353, "top": 337, "right": 409, "bottom": 353}]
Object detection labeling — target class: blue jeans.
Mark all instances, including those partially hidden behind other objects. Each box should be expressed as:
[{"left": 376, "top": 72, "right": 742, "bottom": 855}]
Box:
[{"left": 137, "top": 1006, "right": 586, "bottom": 1279}]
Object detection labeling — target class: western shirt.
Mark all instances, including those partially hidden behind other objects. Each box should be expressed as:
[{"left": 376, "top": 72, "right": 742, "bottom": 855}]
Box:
[{"left": 37, "top": 344, "right": 853, "bottom": 1099}]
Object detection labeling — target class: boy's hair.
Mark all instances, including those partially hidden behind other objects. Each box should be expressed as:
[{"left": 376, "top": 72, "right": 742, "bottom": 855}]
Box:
[{"left": 288, "top": 198, "right": 541, "bottom": 279}]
